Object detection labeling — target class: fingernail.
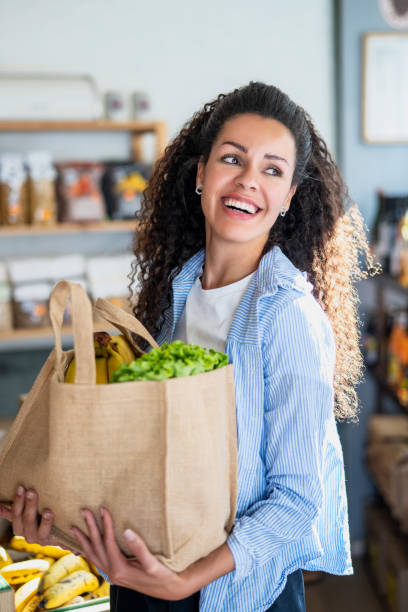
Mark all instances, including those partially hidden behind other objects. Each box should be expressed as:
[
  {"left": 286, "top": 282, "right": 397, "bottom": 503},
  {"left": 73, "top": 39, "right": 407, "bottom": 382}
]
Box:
[
  {"left": 26, "top": 490, "right": 34, "bottom": 500},
  {"left": 124, "top": 528, "right": 136, "bottom": 541},
  {"left": 43, "top": 511, "right": 52, "bottom": 520},
  {"left": 80, "top": 509, "right": 87, "bottom": 519},
  {"left": 100, "top": 507, "right": 104, "bottom": 518},
  {"left": 17, "top": 486, "right": 24, "bottom": 496}
]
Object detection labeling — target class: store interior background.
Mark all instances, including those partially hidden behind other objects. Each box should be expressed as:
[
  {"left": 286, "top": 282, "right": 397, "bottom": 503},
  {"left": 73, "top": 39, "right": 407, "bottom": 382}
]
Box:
[{"left": 0, "top": 0, "right": 406, "bottom": 605}]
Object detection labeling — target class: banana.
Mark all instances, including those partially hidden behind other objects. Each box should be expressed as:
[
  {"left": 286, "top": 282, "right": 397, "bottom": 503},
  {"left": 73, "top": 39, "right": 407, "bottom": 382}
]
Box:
[
  {"left": 0, "top": 559, "right": 50, "bottom": 584},
  {"left": 38, "top": 553, "right": 89, "bottom": 594},
  {"left": 14, "top": 576, "right": 41, "bottom": 612},
  {"left": 111, "top": 334, "right": 137, "bottom": 364},
  {"left": 35, "top": 555, "right": 55, "bottom": 566},
  {"left": 93, "top": 579, "right": 110, "bottom": 598},
  {"left": 64, "top": 357, "right": 76, "bottom": 383},
  {"left": 64, "top": 331, "right": 135, "bottom": 384},
  {"left": 95, "top": 356, "right": 108, "bottom": 384},
  {"left": 0, "top": 545, "right": 12, "bottom": 569},
  {"left": 39, "top": 569, "right": 99, "bottom": 609},
  {"left": 21, "top": 594, "right": 41, "bottom": 612},
  {"left": 21, "top": 595, "right": 41, "bottom": 612},
  {"left": 106, "top": 343, "right": 126, "bottom": 380},
  {"left": 10, "top": 536, "right": 69, "bottom": 559}
]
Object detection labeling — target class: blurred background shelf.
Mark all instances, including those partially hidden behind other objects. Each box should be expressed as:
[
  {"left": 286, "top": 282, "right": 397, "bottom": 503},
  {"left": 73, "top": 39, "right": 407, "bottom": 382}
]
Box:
[
  {"left": 0, "top": 119, "right": 167, "bottom": 162},
  {"left": 0, "top": 321, "right": 120, "bottom": 352},
  {"left": 0, "top": 220, "right": 138, "bottom": 236}
]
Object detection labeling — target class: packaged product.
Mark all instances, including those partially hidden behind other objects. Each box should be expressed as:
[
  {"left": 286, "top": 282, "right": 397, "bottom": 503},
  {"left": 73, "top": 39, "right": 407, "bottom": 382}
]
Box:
[
  {"left": 101, "top": 161, "right": 150, "bottom": 219},
  {"left": 86, "top": 254, "right": 135, "bottom": 313},
  {"left": 56, "top": 162, "right": 106, "bottom": 222},
  {"left": 26, "top": 151, "right": 57, "bottom": 225},
  {"left": 12, "top": 282, "right": 52, "bottom": 329},
  {"left": 0, "top": 154, "right": 28, "bottom": 225},
  {"left": 0, "top": 262, "right": 12, "bottom": 332}
]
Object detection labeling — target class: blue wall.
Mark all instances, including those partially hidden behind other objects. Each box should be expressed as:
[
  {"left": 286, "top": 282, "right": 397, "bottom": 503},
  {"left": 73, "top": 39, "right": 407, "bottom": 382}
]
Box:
[
  {"left": 340, "top": 0, "right": 408, "bottom": 227},
  {"left": 338, "top": 0, "right": 408, "bottom": 545}
]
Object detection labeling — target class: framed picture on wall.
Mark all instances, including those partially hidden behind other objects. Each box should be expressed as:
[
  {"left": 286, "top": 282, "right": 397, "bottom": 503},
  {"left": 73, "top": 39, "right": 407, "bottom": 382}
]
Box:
[{"left": 362, "top": 32, "right": 408, "bottom": 143}]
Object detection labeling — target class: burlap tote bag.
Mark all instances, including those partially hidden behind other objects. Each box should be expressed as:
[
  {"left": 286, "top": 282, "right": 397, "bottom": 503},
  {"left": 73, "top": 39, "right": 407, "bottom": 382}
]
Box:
[{"left": 0, "top": 280, "right": 238, "bottom": 571}]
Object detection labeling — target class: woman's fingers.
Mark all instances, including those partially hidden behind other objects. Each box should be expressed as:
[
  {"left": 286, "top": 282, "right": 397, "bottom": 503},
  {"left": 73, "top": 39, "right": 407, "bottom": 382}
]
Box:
[
  {"left": 11, "top": 485, "right": 26, "bottom": 536},
  {"left": 123, "top": 529, "right": 156, "bottom": 574},
  {"left": 22, "top": 489, "right": 40, "bottom": 543},
  {"left": 0, "top": 504, "right": 12, "bottom": 521},
  {"left": 100, "top": 508, "right": 122, "bottom": 561},
  {"left": 37, "top": 509, "right": 54, "bottom": 544},
  {"left": 81, "top": 509, "right": 109, "bottom": 568}
]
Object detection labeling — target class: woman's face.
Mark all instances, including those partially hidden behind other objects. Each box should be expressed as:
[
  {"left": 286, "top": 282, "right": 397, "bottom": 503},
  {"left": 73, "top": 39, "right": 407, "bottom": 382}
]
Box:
[{"left": 197, "top": 113, "right": 297, "bottom": 252}]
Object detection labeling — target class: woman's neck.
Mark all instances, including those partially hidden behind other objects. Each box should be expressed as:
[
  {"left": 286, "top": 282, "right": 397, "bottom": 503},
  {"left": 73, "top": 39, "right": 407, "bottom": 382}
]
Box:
[{"left": 201, "top": 233, "right": 265, "bottom": 290}]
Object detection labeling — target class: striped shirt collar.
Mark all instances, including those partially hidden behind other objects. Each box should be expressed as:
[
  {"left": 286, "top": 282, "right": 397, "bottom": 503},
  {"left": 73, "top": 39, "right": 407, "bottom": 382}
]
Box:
[{"left": 172, "top": 245, "right": 313, "bottom": 297}]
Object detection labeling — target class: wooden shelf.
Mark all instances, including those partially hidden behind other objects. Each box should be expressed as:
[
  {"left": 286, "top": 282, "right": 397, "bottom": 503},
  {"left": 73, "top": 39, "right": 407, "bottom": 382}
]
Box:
[
  {"left": 0, "top": 119, "right": 167, "bottom": 162},
  {"left": 0, "top": 220, "right": 138, "bottom": 236},
  {"left": 0, "top": 119, "right": 164, "bottom": 132},
  {"left": 0, "top": 322, "right": 117, "bottom": 342},
  {"left": 0, "top": 321, "right": 123, "bottom": 352}
]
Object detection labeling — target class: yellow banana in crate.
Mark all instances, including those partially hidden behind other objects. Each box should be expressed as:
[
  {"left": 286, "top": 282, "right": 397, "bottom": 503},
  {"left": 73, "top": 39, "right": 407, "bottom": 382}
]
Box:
[
  {"left": 0, "top": 558, "right": 50, "bottom": 584},
  {"left": 21, "top": 594, "right": 41, "bottom": 612},
  {"left": 65, "top": 331, "right": 137, "bottom": 384},
  {"left": 14, "top": 576, "right": 41, "bottom": 612},
  {"left": 39, "top": 569, "right": 98, "bottom": 609},
  {"left": 0, "top": 545, "right": 12, "bottom": 569},
  {"left": 10, "top": 536, "right": 69, "bottom": 559},
  {"left": 93, "top": 579, "right": 110, "bottom": 598},
  {"left": 38, "top": 552, "right": 89, "bottom": 594},
  {"left": 21, "top": 595, "right": 41, "bottom": 612}
]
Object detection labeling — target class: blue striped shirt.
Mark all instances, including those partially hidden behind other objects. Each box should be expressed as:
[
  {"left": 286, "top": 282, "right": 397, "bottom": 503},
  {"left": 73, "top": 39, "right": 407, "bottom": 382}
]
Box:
[{"left": 156, "top": 245, "right": 353, "bottom": 611}]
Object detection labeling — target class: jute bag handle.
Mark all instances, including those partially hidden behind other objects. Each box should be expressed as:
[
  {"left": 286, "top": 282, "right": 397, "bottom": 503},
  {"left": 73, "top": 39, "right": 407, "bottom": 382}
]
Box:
[
  {"left": 94, "top": 298, "right": 159, "bottom": 352},
  {"left": 49, "top": 280, "right": 96, "bottom": 384}
]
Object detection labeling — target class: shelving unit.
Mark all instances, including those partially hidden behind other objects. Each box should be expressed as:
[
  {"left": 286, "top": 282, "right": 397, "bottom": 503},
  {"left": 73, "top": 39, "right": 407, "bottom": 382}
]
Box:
[
  {"left": 0, "top": 119, "right": 167, "bottom": 162},
  {"left": 0, "top": 321, "right": 121, "bottom": 352},
  {"left": 0, "top": 220, "right": 138, "bottom": 236},
  {"left": 0, "top": 118, "right": 165, "bottom": 351},
  {"left": 370, "top": 274, "right": 408, "bottom": 413}
]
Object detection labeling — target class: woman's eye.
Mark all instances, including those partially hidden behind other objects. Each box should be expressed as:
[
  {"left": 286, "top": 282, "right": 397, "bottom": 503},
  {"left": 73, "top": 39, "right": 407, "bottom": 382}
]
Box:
[
  {"left": 265, "top": 167, "right": 281, "bottom": 176},
  {"left": 222, "top": 155, "right": 239, "bottom": 164}
]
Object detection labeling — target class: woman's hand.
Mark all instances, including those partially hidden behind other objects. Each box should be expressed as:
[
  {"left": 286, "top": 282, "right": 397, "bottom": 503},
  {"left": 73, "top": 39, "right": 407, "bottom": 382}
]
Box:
[
  {"left": 70, "top": 508, "right": 188, "bottom": 601},
  {"left": 0, "top": 485, "right": 74, "bottom": 551}
]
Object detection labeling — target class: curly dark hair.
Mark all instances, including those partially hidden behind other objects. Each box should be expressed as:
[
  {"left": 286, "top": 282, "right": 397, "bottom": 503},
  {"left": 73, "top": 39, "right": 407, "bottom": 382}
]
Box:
[{"left": 129, "top": 81, "right": 378, "bottom": 421}]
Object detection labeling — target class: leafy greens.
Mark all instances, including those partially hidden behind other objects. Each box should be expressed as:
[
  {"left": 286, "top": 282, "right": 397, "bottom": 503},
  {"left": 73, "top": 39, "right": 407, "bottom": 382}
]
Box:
[{"left": 110, "top": 340, "right": 228, "bottom": 383}]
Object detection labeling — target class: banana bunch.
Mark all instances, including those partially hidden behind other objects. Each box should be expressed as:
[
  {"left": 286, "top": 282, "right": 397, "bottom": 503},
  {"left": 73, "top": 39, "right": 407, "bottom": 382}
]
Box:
[
  {"left": 65, "top": 331, "right": 137, "bottom": 384},
  {"left": 0, "top": 536, "right": 110, "bottom": 611}
]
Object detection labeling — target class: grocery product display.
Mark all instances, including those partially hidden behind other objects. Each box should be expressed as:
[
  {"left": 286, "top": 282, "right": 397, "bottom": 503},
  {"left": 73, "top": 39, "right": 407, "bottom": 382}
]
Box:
[
  {"left": 0, "top": 536, "right": 109, "bottom": 611},
  {"left": 0, "top": 253, "right": 135, "bottom": 333}
]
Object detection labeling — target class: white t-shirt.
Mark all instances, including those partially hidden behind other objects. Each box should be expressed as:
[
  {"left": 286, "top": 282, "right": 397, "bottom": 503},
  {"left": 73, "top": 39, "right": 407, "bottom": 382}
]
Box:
[{"left": 173, "top": 271, "right": 255, "bottom": 352}]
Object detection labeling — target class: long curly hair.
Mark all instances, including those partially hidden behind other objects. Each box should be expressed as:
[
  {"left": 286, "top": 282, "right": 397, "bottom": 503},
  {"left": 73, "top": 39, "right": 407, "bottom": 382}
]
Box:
[{"left": 129, "top": 82, "right": 378, "bottom": 421}]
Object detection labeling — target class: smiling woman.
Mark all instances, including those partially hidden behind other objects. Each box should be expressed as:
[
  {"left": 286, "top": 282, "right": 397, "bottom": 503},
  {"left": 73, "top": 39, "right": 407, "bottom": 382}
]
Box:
[{"left": 0, "top": 82, "right": 379, "bottom": 612}]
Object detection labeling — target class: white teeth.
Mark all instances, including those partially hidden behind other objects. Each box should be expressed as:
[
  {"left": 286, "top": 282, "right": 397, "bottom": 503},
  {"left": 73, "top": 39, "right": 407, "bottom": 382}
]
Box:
[{"left": 223, "top": 199, "right": 258, "bottom": 214}]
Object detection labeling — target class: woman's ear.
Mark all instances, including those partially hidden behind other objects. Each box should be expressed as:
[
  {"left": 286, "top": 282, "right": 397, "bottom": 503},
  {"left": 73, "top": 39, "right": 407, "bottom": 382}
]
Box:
[{"left": 285, "top": 184, "right": 297, "bottom": 210}]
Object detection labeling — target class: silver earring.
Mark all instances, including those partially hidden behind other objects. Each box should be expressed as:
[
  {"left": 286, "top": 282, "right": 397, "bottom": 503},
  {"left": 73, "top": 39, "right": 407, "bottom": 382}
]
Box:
[
  {"left": 195, "top": 185, "right": 203, "bottom": 195},
  {"left": 280, "top": 206, "right": 286, "bottom": 217}
]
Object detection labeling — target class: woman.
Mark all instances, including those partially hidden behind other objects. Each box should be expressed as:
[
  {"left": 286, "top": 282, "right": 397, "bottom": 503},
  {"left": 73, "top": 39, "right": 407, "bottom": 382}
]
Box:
[{"left": 0, "top": 82, "right": 376, "bottom": 611}]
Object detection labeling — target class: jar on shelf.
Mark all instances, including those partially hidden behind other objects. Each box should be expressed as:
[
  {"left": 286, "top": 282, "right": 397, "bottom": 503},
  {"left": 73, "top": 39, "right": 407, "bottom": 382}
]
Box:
[{"left": 0, "top": 153, "right": 28, "bottom": 225}]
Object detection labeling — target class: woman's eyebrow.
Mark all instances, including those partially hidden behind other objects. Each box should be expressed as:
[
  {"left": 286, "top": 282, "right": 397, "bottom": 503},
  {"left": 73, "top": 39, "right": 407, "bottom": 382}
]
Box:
[{"left": 220, "top": 140, "right": 289, "bottom": 165}]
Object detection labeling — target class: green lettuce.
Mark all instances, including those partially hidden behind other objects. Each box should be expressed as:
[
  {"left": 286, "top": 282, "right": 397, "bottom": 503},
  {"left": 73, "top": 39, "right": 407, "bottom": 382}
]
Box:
[{"left": 110, "top": 340, "right": 228, "bottom": 383}]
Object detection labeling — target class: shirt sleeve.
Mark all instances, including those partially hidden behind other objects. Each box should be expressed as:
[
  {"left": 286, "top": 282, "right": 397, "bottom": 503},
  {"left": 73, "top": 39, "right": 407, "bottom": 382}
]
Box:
[{"left": 227, "top": 294, "right": 336, "bottom": 581}]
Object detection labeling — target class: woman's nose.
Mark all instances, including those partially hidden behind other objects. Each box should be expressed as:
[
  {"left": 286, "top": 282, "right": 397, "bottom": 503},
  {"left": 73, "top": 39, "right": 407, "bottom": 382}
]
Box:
[{"left": 235, "top": 166, "right": 258, "bottom": 191}]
